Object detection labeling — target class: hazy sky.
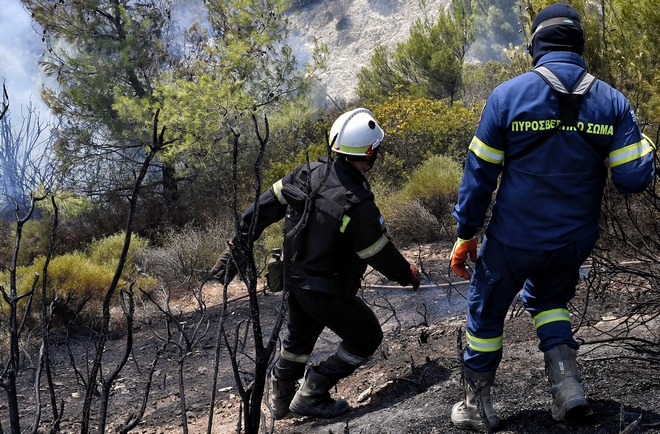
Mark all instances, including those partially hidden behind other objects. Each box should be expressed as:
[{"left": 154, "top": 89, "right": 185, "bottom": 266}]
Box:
[
  {"left": 0, "top": 0, "right": 314, "bottom": 123},
  {"left": 0, "top": 0, "right": 55, "bottom": 120}
]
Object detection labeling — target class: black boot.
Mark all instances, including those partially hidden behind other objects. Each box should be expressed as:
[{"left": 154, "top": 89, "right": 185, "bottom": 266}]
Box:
[
  {"left": 289, "top": 366, "right": 350, "bottom": 418},
  {"left": 271, "top": 375, "right": 297, "bottom": 419},
  {"left": 271, "top": 358, "right": 305, "bottom": 420}
]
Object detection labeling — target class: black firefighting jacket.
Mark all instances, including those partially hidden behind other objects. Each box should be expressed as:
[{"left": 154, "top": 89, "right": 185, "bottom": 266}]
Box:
[{"left": 238, "top": 157, "right": 413, "bottom": 298}]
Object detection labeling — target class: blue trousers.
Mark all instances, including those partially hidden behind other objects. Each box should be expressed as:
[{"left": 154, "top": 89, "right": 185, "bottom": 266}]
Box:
[{"left": 464, "top": 232, "right": 598, "bottom": 372}]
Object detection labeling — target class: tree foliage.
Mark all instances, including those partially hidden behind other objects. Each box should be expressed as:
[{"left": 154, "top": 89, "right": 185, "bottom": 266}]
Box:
[
  {"left": 23, "top": 0, "right": 179, "bottom": 231},
  {"left": 357, "top": 0, "right": 475, "bottom": 103},
  {"left": 23, "top": 0, "right": 326, "bottom": 235},
  {"left": 471, "top": 0, "right": 524, "bottom": 61},
  {"left": 370, "top": 96, "right": 479, "bottom": 187},
  {"left": 154, "top": 0, "right": 326, "bottom": 219}
]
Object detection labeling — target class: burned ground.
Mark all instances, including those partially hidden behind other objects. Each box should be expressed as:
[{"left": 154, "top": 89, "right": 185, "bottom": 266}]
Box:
[{"left": 1, "top": 242, "right": 659, "bottom": 434}]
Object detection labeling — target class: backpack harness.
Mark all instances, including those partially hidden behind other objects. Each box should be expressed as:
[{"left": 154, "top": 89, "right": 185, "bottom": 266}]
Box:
[{"left": 505, "top": 65, "right": 606, "bottom": 163}]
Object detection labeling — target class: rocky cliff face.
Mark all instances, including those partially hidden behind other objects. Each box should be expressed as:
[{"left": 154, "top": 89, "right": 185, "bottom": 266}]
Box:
[{"left": 288, "top": 0, "right": 449, "bottom": 103}]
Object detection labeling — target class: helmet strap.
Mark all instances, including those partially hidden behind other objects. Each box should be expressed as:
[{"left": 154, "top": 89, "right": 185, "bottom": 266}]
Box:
[{"left": 346, "top": 146, "right": 379, "bottom": 170}]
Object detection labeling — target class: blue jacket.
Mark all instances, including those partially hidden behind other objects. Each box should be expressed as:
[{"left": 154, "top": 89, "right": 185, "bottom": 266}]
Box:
[{"left": 452, "top": 51, "right": 656, "bottom": 250}]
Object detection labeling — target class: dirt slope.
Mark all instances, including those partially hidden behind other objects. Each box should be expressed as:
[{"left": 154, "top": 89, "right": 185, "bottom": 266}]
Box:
[{"left": 2, "top": 242, "right": 660, "bottom": 434}]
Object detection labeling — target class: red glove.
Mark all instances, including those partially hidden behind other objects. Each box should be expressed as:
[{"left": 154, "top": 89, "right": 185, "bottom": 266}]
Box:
[
  {"left": 450, "top": 237, "right": 477, "bottom": 280},
  {"left": 410, "top": 264, "right": 420, "bottom": 290}
]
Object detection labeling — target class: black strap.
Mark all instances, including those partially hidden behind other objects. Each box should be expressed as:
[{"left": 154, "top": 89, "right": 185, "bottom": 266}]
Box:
[{"left": 505, "top": 125, "right": 561, "bottom": 163}]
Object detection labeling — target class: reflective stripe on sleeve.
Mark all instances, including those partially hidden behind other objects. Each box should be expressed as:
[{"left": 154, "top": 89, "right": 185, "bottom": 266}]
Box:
[
  {"left": 609, "top": 138, "right": 654, "bottom": 168},
  {"left": 466, "top": 331, "right": 503, "bottom": 353},
  {"left": 469, "top": 136, "right": 505, "bottom": 165},
  {"left": 340, "top": 215, "right": 351, "bottom": 233},
  {"left": 280, "top": 348, "right": 309, "bottom": 364},
  {"left": 356, "top": 235, "right": 389, "bottom": 259},
  {"left": 272, "top": 179, "right": 287, "bottom": 204},
  {"left": 533, "top": 308, "right": 570, "bottom": 329}
]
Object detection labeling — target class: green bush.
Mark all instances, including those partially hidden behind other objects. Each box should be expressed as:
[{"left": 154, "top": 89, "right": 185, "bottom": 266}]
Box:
[
  {"left": 0, "top": 218, "right": 53, "bottom": 269},
  {"left": 401, "top": 154, "right": 463, "bottom": 221},
  {"left": 88, "top": 232, "right": 150, "bottom": 274},
  {"left": 370, "top": 97, "right": 478, "bottom": 187},
  {"left": 0, "top": 234, "right": 157, "bottom": 332},
  {"left": 374, "top": 186, "right": 442, "bottom": 248}
]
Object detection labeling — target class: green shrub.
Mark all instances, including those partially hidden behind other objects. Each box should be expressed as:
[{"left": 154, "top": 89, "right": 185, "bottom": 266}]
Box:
[
  {"left": 401, "top": 154, "right": 463, "bottom": 220},
  {"left": 370, "top": 97, "right": 478, "bottom": 187},
  {"left": 88, "top": 232, "right": 150, "bottom": 274},
  {"left": 0, "top": 233, "right": 157, "bottom": 332},
  {"left": 1, "top": 218, "right": 53, "bottom": 268},
  {"left": 374, "top": 186, "right": 442, "bottom": 248}
]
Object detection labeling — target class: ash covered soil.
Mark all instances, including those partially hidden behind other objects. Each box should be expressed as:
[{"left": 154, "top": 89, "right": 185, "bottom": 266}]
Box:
[{"left": 2, "top": 242, "right": 660, "bottom": 434}]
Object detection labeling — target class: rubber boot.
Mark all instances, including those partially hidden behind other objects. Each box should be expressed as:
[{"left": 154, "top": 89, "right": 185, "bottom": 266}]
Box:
[
  {"left": 271, "top": 359, "right": 305, "bottom": 420},
  {"left": 451, "top": 366, "right": 500, "bottom": 431},
  {"left": 271, "top": 375, "right": 297, "bottom": 419},
  {"left": 289, "top": 366, "right": 350, "bottom": 418},
  {"left": 544, "top": 344, "right": 591, "bottom": 421}
]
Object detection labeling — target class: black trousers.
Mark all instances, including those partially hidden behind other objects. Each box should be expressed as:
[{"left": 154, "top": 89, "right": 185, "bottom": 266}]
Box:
[{"left": 275, "top": 287, "right": 383, "bottom": 382}]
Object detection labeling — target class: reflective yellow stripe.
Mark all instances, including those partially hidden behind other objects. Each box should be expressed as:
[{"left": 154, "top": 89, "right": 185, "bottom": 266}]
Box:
[
  {"left": 469, "top": 136, "right": 505, "bottom": 164},
  {"left": 337, "top": 345, "right": 368, "bottom": 366},
  {"left": 337, "top": 143, "right": 373, "bottom": 154},
  {"left": 609, "top": 138, "right": 654, "bottom": 167},
  {"left": 533, "top": 308, "right": 570, "bottom": 329},
  {"left": 466, "top": 331, "right": 503, "bottom": 353},
  {"left": 339, "top": 215, "right": 351, "bottom": 233},
  {"left": 357, "top": 235, "right": 389, "bottom": 259},
  {"left": 280, "top": 348, "right": 309, "bottom": 364},
  {"left": 272, "top": 179, "right": 286, "bottom": 204}
]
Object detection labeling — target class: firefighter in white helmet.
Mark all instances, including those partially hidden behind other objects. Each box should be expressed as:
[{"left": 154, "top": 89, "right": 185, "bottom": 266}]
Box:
[{"left": 210, "top": 107, "right": 420, "bottom": 419}]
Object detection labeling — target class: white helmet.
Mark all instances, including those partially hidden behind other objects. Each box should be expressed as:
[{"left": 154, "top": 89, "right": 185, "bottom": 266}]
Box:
[{"left": 329, "top": 108, "right": 384, "bottom": 156}]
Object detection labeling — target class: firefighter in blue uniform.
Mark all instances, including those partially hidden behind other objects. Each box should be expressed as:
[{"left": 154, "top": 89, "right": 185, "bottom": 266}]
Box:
[
  {"left": 449, "top": 3, "right": 656, "bottom": 430},
  {"left": 210, "top": 108, "right": 420, "bottom": 419}
]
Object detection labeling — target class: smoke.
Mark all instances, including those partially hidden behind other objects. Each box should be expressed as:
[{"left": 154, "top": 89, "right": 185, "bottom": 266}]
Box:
[{"left": 0, "top": 0, "right": 56, "bottom": 123}]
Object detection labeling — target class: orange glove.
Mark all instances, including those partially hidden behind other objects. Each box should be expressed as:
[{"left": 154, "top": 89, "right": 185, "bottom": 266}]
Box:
[
  {"left": 450, "top": 237, "right": 477, "bottom": 280},
  {"left": 410, "top": 264, "right": 420, "bottom": 290}
]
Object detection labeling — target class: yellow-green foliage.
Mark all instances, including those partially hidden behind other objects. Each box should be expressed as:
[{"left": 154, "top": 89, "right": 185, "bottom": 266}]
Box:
[
  {"left": 87, "top": 232, "right": 150, "bottom": 274},
  {"left": 401, "top": 155, "right": 463, "bottom": 219},
  {"left": 0, "top": 233, "right": 157, "bottom": 329},
  {"left": 374, "top": 185, "right": 443, "bottom": 248},
  {"left": 2, "top": 219, "right": 53, "bottom": 268},
  {"left": 370, "top": 97, "right": 478, "bottom": 186},
  {"left": 372, "top": 154, "right": 463, "bottom": 246},
  {"left": 32, "top": 252, "right": 116, "bottom": 297}
]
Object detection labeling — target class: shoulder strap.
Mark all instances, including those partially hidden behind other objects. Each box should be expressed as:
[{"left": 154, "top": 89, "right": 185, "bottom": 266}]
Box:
[
  {"left": 533, "top": 66, "right": 596, "bottom": 96},
  {"left": 533, "top": 66, "right": 596, "bottom": 127},
  {"left": 506, "top": 66, "right": 600, "bottom": 163}
]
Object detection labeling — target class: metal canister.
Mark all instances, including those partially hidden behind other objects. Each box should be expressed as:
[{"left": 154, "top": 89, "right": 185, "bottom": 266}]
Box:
[{"left": 266, "top": 248, "right": 283, "bottom": 292}]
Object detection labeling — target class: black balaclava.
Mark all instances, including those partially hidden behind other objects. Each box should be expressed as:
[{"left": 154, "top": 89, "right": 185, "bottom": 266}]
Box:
[{"left": 529, "top": 3, "right": 585, "bottom": 66}]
